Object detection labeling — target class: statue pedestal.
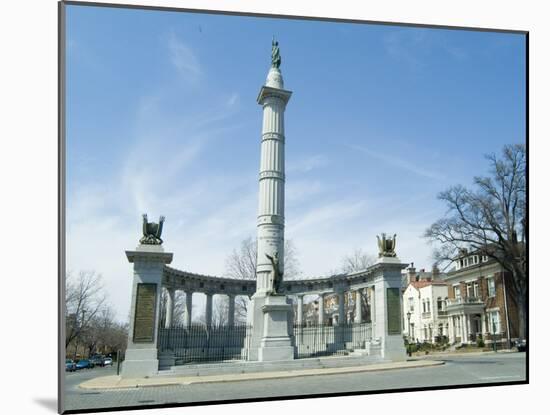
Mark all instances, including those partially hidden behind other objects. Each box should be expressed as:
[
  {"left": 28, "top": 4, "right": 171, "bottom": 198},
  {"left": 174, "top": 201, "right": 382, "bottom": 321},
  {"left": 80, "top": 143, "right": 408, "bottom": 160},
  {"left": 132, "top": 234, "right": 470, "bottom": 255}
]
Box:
[
  {"left": 121, "top": 244, "right": 173, "bottom": 378},
  {"left": 258, "top": 295, "right": 295, "bottom": 361},
  {"left": 244, "top": 294, "right": 295, "bottom": 361}
]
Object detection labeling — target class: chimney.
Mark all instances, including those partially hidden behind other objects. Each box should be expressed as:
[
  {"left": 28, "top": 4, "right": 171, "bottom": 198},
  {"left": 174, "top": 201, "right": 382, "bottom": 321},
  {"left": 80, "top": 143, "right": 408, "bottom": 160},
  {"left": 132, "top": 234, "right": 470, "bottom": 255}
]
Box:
[
  {"left": 407, "top": 262, "right": 416, "bottom": 284},
  {"left": 432, "top": 264, "right": 440, "bottom": 280}
]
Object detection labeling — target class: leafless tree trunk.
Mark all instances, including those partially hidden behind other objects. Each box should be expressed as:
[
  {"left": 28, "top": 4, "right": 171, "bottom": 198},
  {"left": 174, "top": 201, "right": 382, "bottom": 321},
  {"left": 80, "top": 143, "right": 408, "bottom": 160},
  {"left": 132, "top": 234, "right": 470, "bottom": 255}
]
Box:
[
  {"left": 65, "top": 271, "right": 107, "bottom": 348},
  {"left": 425, "top": 144, "right": 526, "bottom": 339}
]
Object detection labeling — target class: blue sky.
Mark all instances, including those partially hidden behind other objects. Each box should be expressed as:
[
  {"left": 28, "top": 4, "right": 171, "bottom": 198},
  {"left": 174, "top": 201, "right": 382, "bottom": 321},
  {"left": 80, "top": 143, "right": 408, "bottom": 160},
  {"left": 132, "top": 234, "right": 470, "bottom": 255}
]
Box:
[{"left": 65, "top": 5, "right": 525, "bottom": 321}]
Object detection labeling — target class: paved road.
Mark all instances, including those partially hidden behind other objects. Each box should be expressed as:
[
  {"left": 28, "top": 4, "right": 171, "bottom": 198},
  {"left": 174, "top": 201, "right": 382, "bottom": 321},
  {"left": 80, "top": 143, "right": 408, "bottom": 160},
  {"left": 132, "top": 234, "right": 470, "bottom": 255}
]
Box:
[{"left": 63, "top": 352, "right": 526, "bottom": 412}]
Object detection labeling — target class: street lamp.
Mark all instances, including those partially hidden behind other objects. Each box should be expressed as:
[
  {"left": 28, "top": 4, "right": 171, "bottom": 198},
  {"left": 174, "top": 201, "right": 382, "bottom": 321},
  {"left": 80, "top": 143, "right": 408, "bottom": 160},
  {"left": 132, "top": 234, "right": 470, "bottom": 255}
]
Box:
[
  {"left": 406, "top": 311, "right": 411, "bottom": 340},
  {"left": 406, "top": 312, "right": 412, "bottom": 357}
]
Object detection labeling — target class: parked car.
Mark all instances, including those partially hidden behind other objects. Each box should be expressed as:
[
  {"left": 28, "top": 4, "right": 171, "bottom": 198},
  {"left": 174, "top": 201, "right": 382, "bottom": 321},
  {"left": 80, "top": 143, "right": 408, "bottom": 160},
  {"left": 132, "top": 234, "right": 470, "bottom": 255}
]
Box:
[
  {"left": 516, "top": 339, "right": 527, "bottom": 352},
  {"left": 103, "top": 357, "right": 113, "bottom": 366},
  {"left": 65, "top": 359, "right": 76, "bottom": 372},
  {"left": 75, "top": 359, "right": 94, "bottom": 370},
  {"left": 90, "top": 355, "right": 105, "bottom": 367}
]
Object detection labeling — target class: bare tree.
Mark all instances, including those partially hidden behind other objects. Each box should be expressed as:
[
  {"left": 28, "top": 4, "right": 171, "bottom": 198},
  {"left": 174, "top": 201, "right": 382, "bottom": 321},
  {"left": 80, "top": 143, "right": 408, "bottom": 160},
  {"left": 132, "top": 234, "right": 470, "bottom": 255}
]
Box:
[
  {"left": 340, "top": 248, "right": 376, "bottom": 273},
  {"left": 65, "top": 271, "right": 107, "bottom": 348},
  {"left": 212, "top": 296, "right": 229, "bottom": 326},
  {"left": 160, "top": 288, "right": 186, "bottom": 327},
  {"left": 332, "top": 248, "right": 376, "bottom": 320},
  {"left": 425, "top": 144, "right": 526, "bottom": 339},
  {"left": 224, "top": 237, "right": 302, "bottom": 320}
]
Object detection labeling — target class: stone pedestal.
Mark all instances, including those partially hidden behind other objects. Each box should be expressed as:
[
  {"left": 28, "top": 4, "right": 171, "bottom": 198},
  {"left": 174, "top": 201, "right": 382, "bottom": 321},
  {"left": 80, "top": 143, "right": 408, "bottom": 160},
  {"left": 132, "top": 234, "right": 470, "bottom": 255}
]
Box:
[
  {"left": 372, "top": 256, "right": 408, "bottom": 361},
  {"left": 121, "top": 244, "right": 173, "bottom": 378},
  {"left": 245, "top": 294, "right": 295, "bottom": 361},
  {"left": 258, "top": 295, "right": 295, "bottom": 361}
]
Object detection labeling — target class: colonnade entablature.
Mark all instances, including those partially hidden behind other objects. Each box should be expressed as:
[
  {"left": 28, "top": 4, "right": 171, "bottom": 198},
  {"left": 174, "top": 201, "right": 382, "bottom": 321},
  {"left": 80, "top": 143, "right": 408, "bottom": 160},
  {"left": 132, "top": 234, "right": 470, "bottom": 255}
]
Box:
[{"left": 162, "top": 261, "right": 406, "bottom": 298}]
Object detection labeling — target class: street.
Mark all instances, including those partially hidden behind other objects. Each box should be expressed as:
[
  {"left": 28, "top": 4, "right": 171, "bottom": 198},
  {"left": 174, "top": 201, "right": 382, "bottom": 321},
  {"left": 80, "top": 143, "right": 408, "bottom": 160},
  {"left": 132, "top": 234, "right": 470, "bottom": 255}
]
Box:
[{"left": 63, "top": 352, "right": 526, "bottom": 412}]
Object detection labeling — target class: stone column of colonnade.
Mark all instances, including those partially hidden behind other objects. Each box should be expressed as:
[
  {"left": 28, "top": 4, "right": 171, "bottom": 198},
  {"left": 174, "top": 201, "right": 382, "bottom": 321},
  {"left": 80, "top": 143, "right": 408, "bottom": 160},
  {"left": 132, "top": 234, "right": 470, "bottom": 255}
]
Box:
[
  {"left": 228, "top": 294, "right": 236, "bottom": 327},
  {"left": 355, "top": 289, "right": 363, "bottom": 324},
  {"left": 205, "top": 293, "right": 213, "bottom": 327},
  {"left": 185, "top": 291, "right": 193, "bottom": 327},
  {"left": 318, "top": 293, "right": 325, "bottom": 325},
  {"left": 164, "top": 288, "right": 175, "bottom": 328},
  {"left": 337, "top": 291, "right": 346, "bottom": 325}
]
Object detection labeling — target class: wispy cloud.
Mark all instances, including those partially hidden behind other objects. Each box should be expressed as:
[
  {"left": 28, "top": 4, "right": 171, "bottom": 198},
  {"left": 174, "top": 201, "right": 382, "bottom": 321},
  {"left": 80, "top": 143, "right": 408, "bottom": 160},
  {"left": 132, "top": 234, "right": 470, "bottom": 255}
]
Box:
[
  {"left": 383, "top": 29, "right": 468, "bottom": 70},
  {"left": 167, "top": 31, "right": 201, "bottom": 81},
  {"left": 348, "top": 144, "right": 444, "bottom": 180},
  {"left": 287, "top": 154, "right": 329, "bottom": 173}
]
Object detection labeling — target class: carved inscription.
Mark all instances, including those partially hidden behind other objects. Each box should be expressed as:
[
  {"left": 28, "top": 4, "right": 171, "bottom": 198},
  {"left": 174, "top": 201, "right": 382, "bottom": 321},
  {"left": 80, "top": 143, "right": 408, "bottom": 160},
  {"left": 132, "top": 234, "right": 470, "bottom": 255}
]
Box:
[
  {"left": 386, "top": 288, "right": 401, "bottom": 335},
  {"left": 133, "top": 283, "right": 157, "bottom": 343}
]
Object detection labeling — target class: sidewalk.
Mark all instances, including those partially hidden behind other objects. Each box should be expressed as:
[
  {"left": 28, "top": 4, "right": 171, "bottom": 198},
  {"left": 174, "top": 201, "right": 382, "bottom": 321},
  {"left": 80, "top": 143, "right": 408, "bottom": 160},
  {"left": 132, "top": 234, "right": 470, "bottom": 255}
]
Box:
[
  {"left": 411, "top": 349, "right": 518, "bottom": 359},
  {"left": 79, "top": 359, "right": 444, "bottom": 390}
]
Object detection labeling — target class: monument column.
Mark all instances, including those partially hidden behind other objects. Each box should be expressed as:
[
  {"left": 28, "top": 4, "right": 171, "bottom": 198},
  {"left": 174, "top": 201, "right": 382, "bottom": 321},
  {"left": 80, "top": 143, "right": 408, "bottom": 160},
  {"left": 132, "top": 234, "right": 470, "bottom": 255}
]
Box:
[
  {"left": 337, "top": 291, "right": 346, "bottom": 325},
  {"left": 245, "top": 40, "right": 295, "bottom": 362},
  {"left": 122, "top": 216, "right": 173, "bottom": 377}
]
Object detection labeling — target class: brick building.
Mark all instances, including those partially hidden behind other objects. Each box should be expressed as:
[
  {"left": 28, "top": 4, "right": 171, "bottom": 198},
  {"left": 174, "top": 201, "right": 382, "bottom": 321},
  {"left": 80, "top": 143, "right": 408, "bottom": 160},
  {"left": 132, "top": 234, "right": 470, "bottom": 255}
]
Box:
[{"left": 441, "top": 250, "right": 520, "bottom": 348}]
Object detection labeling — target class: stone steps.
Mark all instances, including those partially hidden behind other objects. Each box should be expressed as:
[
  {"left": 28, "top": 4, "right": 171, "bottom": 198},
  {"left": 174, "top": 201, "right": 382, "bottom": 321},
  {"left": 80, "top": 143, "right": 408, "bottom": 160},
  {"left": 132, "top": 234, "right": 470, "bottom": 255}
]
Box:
[{"left": 158, "top": 354, "right": 386, "bottom": 377}]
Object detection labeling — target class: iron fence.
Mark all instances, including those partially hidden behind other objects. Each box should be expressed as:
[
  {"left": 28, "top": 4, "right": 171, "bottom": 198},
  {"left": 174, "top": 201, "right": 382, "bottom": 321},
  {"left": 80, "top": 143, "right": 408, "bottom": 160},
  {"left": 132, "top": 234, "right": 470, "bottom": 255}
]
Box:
[
  {"left": 158, "top": 322, "right": 373, "bottom": 365},
  {"left": 158, "top": 324, "right": 252, "bottom": 364},
  {"left": 293, "top": 323, "right": 372, "bottom": 358}
]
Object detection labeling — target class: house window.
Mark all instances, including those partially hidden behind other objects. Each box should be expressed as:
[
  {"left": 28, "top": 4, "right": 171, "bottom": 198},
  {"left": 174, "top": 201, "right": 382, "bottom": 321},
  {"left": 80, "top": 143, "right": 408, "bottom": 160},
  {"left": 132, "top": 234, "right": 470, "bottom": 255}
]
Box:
[
  {"left": 487, "top": 278, "right": 496, "bottom": 297},
  {"left": 408, "top": 297, "right": 414, "bottom": 312},
  {"left": 454, "top": 285, "right": 461, "bottom": 299},
  {"left": 426, "top": 300, "right": 431, "bottom": 312},
  {"left": 482, "top": 255, "right": 489, "bottom": 262},
  {"left": 468, "top": 256, "right": 474, "bottom": 266},
  {"left": 466, "top": 283, "right": 474, "bottom": 298},
  {"left": 437, "top": 297, "right": 443, "bottom": 311},
  {"left": 473, "top": 282, "right": 479, "bottom": 298},
  {"left": 488, "top": 310, "right": 501, "bottom": 333}
]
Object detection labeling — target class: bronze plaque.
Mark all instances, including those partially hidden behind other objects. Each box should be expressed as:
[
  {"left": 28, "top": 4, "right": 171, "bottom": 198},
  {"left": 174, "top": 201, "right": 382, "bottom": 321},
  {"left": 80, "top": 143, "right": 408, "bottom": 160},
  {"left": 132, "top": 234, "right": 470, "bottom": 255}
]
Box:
[
  {"left": 133, "top": 283, "right": 157, "bottom": 343},
  {"left": 386, "top": 288, "right": 401, "bottom": 335}
]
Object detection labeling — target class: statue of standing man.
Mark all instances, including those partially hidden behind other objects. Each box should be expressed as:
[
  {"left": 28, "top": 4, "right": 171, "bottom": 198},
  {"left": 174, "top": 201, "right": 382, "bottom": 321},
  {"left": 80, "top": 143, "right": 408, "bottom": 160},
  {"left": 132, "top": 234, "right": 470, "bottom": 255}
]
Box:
[
  {"left": 271, "top": 37, "right": 281, "bottom": 69},
  {"left": 265, "top": 252, "right": 283, "bottom": 295}
]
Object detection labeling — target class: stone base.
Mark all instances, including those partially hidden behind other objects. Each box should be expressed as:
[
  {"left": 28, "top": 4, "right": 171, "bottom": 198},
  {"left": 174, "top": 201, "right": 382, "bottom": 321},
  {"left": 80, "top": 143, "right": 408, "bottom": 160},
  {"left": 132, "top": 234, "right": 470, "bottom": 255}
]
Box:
[
  {"left": 381, "top": 335, "right": 407, "bottom": 361},
  {"left": 121, "top": 348, "right": 159, "bottom": 377},
  {"left": 255, "top": 295, "right": 296, "bottom": 362},
  {"left": 158, "top": 350, "right": 176, "bottom": 370},
  {"left": 244, "top": 294, "right": 295, "bottom": 361}
]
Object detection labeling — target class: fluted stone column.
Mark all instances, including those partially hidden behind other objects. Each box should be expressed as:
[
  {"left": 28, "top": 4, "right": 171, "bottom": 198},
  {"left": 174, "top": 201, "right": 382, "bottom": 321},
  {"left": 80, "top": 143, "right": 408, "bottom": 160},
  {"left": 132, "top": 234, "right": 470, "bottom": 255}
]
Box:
[
  {"left": 370, "top": 286, "right": 376, "bottom": 326},
  {"left": 254, "top": 66, "right": 292, "bottom": 296},
  {"left": 297, "top": 294, "right": 304, "bottom": 326},
  {"left": 185, "top": 291, "right": 193, "bottom": 328},
  {"left": 355, "top": 289, "right": 363, "bottom": 323},
  {"left": 228, "top": 294, "right": 235, "bottom": 327},
  {"left": 318, "top": 293, "right": 325, "bottom": 325},
  {"left": 164, "top": 287, "right": 175, "bottom": 329},
  {"left": 205, "top": 293, "right": 213, "bottom": 327},
  {"left": 337, "top": 291, "right": 346, "bottom": 326}
]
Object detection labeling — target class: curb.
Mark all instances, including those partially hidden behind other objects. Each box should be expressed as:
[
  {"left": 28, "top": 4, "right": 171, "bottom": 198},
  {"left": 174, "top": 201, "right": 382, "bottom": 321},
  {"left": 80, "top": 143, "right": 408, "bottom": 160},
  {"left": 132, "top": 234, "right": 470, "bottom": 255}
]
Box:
[{"left": 79, "top": 360, "right": 445, "bottom": 390}]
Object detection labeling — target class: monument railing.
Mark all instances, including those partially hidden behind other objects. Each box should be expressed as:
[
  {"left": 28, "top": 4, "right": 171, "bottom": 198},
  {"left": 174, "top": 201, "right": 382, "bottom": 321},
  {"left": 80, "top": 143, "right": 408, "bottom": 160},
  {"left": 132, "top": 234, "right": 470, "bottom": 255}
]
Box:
[
  {"left": 158, "top": 324, "right": 252, "bottom": 364},
  {"left": 293, "top": 322, "right": 372, "bottom": 359}
]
